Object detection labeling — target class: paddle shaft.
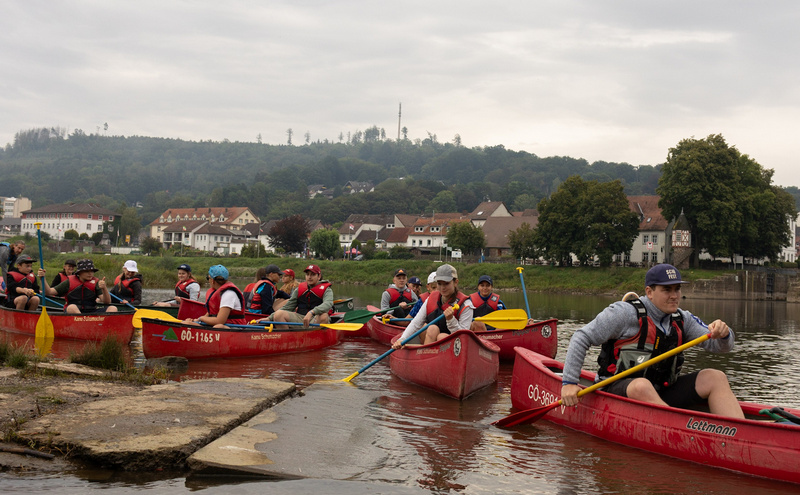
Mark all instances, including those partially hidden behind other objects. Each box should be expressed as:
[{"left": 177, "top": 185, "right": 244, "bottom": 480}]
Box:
[
  {"left": 516, "top": 266, "right": 531, "bottom": 318},
  {"left": 35, "top": 225, "right": 46, "bottom": 296},
  {"left": 226, "top": 322, "right": 360, "bottom": 331},
  {"left": 343, "top": 306, "right": 455, "bottom": 382},
  {"left": 493, "top": 333, "right": 712, "bottom": 427},
  {"left": 343, "top": 305, "right": 402, "bottom": 323},
  {"left": 108, "top": 291, "right": 137, "bottom": 310}
]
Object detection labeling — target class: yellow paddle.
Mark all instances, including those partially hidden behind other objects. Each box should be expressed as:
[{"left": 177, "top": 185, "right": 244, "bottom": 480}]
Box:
[
  {"left": 473, "top": 309, "right": 529, "bottom": 330},
  {"left": 133, "top": 308, "right": 364, "bottom": 331},
  {"left": 34, "top": 223, "right": 54, "bottom": 355}
]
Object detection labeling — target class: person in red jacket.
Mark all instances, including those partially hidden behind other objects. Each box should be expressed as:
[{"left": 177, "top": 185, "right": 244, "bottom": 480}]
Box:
[
  {"left": 42, "top": 259, "right": 117, "bottom": 314},
  {"left": 260, "top": 264, "right": 333, "bottom": 329},
  {"left": 5, "top": 254, "right": 41, "bottom": 310},
  {"left": 184, "top": 264, "right": 246, "bottom": 328}
]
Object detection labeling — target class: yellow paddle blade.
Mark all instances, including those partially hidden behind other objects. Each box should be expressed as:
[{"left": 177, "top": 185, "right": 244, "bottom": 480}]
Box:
[
  {"left": 133, "top": 309, "right": 181, "bottom": 328},
  {"left": 474, "top": 309, "right": 529, "bottom": 330},
  {"left": 320, "top": 322, "right": 365, "bottom": 332},
  {"left": 35, "top": 307, "right": 55, "bottom": 358}
]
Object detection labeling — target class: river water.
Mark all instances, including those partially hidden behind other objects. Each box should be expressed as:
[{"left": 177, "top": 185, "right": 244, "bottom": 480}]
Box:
[{"left": 2, "top": 283, "right": 799, "bottom": 494}]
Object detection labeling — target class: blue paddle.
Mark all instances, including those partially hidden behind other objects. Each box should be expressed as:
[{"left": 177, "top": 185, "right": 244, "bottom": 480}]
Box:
[
  {"left": 517, "top": 266, "right": 531, "bottom": 318},
  {"left": 342, "top": 304, "right": 459, "bottom": 382},
  {"left": 108, "top": 291, "right": 136, "bottom": 310}
]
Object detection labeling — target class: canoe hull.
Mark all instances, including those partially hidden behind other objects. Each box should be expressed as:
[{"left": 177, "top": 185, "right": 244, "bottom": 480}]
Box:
[
  {"left": 475, "top": 318, "right": 558, "bottom": 359},
  {"left": 141, "top": 318, "right": 342, "bottom": 359},
  {"left": 369, "top": 316, "right": 558, "bottom": 359},
  {"left": 0, "top": 306, "right": 135, "bottom": 343},
  {"left": 509, "top": 346, "right": 800, "bottom": 484},
  {"left": 389, "top": 330, "right": 499, "bottom": 400}
]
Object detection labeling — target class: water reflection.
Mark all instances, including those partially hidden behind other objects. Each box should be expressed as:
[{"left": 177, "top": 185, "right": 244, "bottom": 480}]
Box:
[{"left": 2, "top": 287, "right": 799, "bottom": 493}]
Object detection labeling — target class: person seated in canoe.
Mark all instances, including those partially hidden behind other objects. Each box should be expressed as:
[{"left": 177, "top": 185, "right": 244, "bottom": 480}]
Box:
[
  {"left": 380, "top": 268, "right": 418, "bottom": 322},
  {"left": 183, "top": 264, "right": 247, "bottom": 328},
  {"left": 50, "top": 259, "right": 77, "bottom": 287},
  {"left": 408, "top": 271, "right": 437, "bottom": 318},
  {"left": 408, "top": 276, "right": 422, "bottom": 299},
  {"left": 392, "top": 264, "right": 474, "bottom": 349},
  {"left": 274, "top": 268, "right": 298, "bottom": 311},
  {"left": 42, "top": 259, "right": 119, "bottom": 313},
  {"left": 0, "top": 240, "right": 26, "bottom": 290},
  {"left": 5, "top": 254, "right": 42, "bottom": 310},
  {"left": 152, "top": 263, "right": 200, "bottom": 307},
  {"left": 109, "top": 260, "right": 143, "bottom": 306},
  {"left": 243, "top": 266, "right": 268, "bottom": 309},
  {"left": 469, "top": 275, "right": 507, "bottom": 332},
  {"left": 257, "top": 264, "right": 333, "bottom": 329},
  {"left": 248, "top": 264, "right": 291, "bottom": 316},
  {"left": 560, "top": 263, "right": 744, "bottom": 419}
]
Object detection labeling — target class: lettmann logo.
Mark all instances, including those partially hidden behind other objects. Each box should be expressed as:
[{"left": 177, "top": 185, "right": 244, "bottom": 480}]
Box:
[{"left": 685, "top": 417, "right": 737, "bottom": 437}]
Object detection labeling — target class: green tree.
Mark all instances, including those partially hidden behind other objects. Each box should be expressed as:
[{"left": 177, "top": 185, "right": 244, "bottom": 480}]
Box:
[
  {"left": 140, "top": 236, "right": 162, "bottom": 255},
  {"left": 268, "top": 214, "right": 310, "bottom": 254},
  {"left": 309, "top": 229, "right": 341, "bottom": 259},
  {"left": 445, "top": 221, "right": 486, "bottom": 257},
  {"left": 240, "top": 242, "right": 266, "bottom": 258},
  {"left": 657, "top": 134, "right": 796, "bottom": 264},
  {"left": 508, "top": 222, "right": 536, "bottom": 260},
  {"left": 63, "top": 229, "right": 80, "bottom": 240},
  {"left": 533, "top": 176, "right": 588, "bottom": 266},
  {"left": 578, "top": 180, "right": 640, "bottom": 266},
  {"left": 428, "top": 190, "right": 457, "bottom": 213},
  {"left": 118, "top": 206, "right": 142, "bottom": 245}
]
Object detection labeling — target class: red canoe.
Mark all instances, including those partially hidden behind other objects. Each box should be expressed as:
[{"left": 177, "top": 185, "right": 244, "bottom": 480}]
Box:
[
  {"left": 475, "top": 318, "right": 558, "bottom": 359},
  {"left": 368, "top": 315, "right": 558, "bottom": 360},
  {"left": 508, "top": 346, "right": 800, "bottom": 484},
  {"left": 0, "top": 306, "right": 135, "bottom": 343},
  {"left": 141, "top": 317, "right": 343, "bottom": 359},
  {"left": 389, "top": 330, "right": 500, "bottom": 400},
  {"left": 177, "top": 297, "right": 266, "bottom": 322}
]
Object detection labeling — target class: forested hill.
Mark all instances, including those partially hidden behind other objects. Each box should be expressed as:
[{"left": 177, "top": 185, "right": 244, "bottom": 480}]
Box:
[{"left": 0, "top": 127, "right": 665, "bottom": 225}]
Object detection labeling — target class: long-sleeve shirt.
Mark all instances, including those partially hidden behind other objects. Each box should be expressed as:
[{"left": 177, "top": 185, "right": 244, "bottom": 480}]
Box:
[
  {"left": 398, "top": 295, "right": 474, "bottom": 342},
  {"left": 280, "top": 282, "right": 334, "bottom": 316},
  {"left": 562, "top": 295, "right": 735, "bottom": 385}
]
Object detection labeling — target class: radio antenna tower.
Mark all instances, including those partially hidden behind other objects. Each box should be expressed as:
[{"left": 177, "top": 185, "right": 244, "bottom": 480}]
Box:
[{"left": 397, "top": 102, "right": 402, "bottom": 141}]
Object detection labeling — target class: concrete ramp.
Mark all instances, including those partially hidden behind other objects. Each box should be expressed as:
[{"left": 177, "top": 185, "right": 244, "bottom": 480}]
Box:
[{"left": 188, "top": 382, "right": 391, "bottom": 480}]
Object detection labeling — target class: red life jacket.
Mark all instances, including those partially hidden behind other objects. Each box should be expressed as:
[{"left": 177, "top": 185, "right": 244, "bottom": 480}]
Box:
[
  {"left": 424, "top": 290, "right": 470, "bottom": 335},
  {"left": 420, "top": 292, "right": 431, "bottom": 302},
  {"left": 597, "top": 298, "right": 685, "bottom": 389},
  {"left": 204, "top": 281, "right": 246, "bottom": 325},
  {"left": 385, "top": 286, "right": 414, "bottom": 317},
  {"left": 52, "top": 272, "right": 69, "bottom": 287},
  {"left": 65, "top": 275, "right": 100, "bottom": 311},
  {"left": 295, "top": 281, "right": 333, "bottom": 315},
  {"left": 249, "top": 279, "right": 276, "bottom": 313},
  {"left": 469, "top": 292, "right": 500, "bottom": 318},
  {"left": 7, "top": 270, "right": 37, "bottom": 293},
  {"left": 112, "top": 273, "right": 143, "bottom": 303},
  {"left": 175, "top": 277, "right": 197, "bottom": 299}
]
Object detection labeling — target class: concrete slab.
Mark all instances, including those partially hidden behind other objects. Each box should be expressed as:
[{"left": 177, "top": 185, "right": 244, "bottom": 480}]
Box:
[
  {"left": 15, "top": 378, "right": 295, "bottom": 471},
  {"left": 189, "top": 382, "right": 395, "bottom": 480}
]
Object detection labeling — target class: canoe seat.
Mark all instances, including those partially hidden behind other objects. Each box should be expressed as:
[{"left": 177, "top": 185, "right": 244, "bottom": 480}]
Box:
[{"left": 759, "top": 407, "right": 800, "bottom": 425}]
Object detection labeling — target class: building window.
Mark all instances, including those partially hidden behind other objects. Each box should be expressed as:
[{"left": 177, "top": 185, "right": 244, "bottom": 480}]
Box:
[
  {"left": 88, "top": 214, "right": 92, "bottom": 219},
  {"left": 642, "top": 252, "right": 649, "bottom": 262},
  {"left": 675, "top": 232, "right": 682, "bottom": 242},
  {"left": 651, "top": 252, "right": 658, "bottom": 262},
  {"left": 87, "top": 224, "right": 91, "bottom": 230},
  {"left": 624, "top": 253, "right": 631, "bottom": 262},
  {"left": 427, "top": 239, "right": 431, "bottom": 246},
  {"left": 99, "top": 215, "right": 103, "bottom": 220},
  {"left": 642, "top": 234, "right": 649, "bottom": 245},
  {"left": 652, "top": 234, "right": 658, "bottom": 245}
]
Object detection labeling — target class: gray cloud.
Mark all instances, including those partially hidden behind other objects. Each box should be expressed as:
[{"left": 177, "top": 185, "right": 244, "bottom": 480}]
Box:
[{"left": 2, "top": 1, "right": 798, "bottom": 186}]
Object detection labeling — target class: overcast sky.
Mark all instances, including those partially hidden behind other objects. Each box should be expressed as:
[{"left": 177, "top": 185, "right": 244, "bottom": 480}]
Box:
[{"left": 2, "top": 1, "right": 799, "bottom": 187}]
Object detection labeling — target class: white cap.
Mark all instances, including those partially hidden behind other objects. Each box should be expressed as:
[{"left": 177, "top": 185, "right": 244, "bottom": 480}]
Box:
[
  {"left": 427, "top": 271, "right": 437, "bottom": 284},
  {"left": 123, "top": 260, "right": 138, "bottom": 272}
]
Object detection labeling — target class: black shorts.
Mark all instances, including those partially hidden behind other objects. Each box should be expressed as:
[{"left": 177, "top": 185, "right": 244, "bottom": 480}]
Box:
[{"left": 603, "top": 371, "right": 705, "bottom": 409}]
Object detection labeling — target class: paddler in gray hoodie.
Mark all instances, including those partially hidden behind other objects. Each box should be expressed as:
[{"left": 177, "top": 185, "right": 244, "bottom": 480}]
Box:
[{"left": 560, "top": 263, "right": 744, "bottom": 419}]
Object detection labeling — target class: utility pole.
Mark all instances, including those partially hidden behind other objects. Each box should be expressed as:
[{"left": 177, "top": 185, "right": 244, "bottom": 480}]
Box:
[{"left": 397, "top": 102, "right": 402, "bottom": 141}]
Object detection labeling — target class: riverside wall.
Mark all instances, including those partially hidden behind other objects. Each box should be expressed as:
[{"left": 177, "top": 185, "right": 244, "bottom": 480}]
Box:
[{"left": 684, "top": 270, "right": 800, "bottom": 302}]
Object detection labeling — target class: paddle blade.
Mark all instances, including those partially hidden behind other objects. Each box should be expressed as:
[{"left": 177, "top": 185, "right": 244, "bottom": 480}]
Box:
[
  {"left": 35, "top": 307, "right": 55, "bottom": 358},
  {"left": 342, "top": 310, "right": 378, "bottom": 324},
  {"left": 492, "top": 401, "right": 561, "bottom": 427},
  {"left": 133, "top": 309, "right": 180, "bottom": 328},
  {"left": 322, "top": 322, "right": 366, "bottom": 332},
  {"left": 475, "top": 309, "right": 529, "bottom": 330},
  {"left": 342, "top": 371, "right": 359, "bottom": 382}
]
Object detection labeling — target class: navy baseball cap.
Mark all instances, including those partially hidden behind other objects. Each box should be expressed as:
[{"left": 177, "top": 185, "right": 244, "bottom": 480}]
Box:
[
  {"left": 408, "top": 276, "right": 421, "bottom": 285},
  {"left": 478, "top": 275, "right": 493, "bottom": 285},
  {"left": 645, "top": 264, "right": 689, "bottom": 287},
  {"left": 177, "top": 263, "right": 191, "bottom": 272}
]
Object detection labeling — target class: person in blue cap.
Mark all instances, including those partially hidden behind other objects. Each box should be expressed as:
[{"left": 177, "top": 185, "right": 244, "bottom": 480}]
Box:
[
  {"left": 560, "top": 263, "right": 744, "bottom": 419},
  {"left": 468, "top": 274, "right": 506, "bottom": 331},
  {"left": 184, "top": 264, "right": 246, "bottom": 328}
]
